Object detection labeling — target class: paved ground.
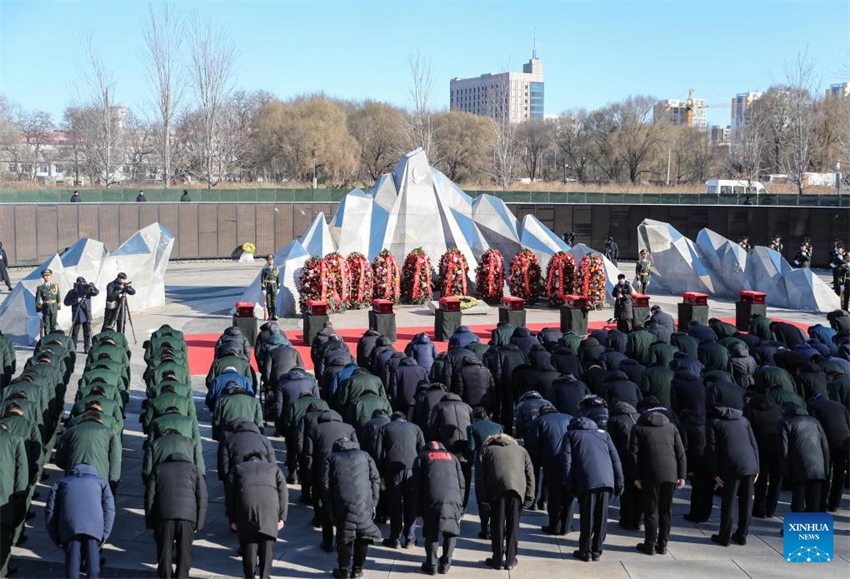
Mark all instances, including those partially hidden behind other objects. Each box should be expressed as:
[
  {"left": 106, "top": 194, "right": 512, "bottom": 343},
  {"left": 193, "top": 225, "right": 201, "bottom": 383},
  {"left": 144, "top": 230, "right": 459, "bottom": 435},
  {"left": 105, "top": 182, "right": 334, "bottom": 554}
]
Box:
[{"left": 5, "top": 261, "right": 850, "bottom": 578}]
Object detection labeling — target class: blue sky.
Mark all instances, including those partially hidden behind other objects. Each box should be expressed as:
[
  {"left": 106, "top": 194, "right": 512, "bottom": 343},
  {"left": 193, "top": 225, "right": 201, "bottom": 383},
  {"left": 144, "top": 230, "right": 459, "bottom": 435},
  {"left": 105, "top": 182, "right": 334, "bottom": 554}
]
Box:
[{"left": 1, "top": 0, "right": 848, "bottom": 126}]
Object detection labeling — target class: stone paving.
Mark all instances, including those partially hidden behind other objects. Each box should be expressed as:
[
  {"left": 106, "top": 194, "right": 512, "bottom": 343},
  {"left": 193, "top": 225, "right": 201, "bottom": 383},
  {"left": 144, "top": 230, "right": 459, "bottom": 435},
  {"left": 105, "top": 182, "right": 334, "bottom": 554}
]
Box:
[{"left": 5, "top": 261, "right": 849, "bottom": 578}]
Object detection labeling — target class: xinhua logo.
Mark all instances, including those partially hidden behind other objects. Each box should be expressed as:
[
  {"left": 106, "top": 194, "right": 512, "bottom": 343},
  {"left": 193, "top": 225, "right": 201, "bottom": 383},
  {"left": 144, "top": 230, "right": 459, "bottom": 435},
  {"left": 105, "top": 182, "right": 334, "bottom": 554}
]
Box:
[{"left": 783, "top": 512, "right": 833, "bottom": 563}]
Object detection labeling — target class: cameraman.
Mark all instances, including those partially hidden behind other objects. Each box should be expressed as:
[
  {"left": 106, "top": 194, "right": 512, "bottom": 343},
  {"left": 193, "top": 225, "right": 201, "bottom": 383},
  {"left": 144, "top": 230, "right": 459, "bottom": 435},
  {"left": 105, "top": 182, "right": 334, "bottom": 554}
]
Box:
[
  {"left": 64, "top": 277, "right": 99, "bottom": 353},
  {"left": 102, "top": 272, "right": 135, "bottom": 332}
]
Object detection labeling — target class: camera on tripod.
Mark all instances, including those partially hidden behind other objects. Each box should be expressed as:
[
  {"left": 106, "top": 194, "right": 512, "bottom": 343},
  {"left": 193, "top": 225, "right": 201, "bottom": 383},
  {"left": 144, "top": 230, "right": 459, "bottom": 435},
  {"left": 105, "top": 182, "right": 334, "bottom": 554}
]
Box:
[{"left": 74, "top": 278, "right": 97, "bottom": 300}]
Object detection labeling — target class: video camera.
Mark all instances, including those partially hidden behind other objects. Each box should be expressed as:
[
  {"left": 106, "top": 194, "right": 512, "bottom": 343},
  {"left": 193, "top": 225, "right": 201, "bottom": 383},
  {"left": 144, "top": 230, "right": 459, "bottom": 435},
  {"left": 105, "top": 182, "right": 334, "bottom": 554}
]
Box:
[{"left": 74, "top": 278, "right": 97, "bottom": 299}]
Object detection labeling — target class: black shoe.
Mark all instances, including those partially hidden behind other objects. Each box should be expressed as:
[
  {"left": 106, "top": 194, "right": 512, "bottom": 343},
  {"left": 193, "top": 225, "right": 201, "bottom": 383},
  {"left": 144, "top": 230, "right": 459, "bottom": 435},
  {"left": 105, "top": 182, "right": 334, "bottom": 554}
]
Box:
[
  {"left": 40, "top": 471, "right": 50, "bottom": 481},
  {"left": 382, "top": 538, "right": 399, "bottom": 549},
  {"left": 504, "top": 559, "right": 519, "bottom": 570},
  {"left": 299, "top": 493, "right": 312, "bottom": 504},
  {"left": 402, "top": 539, "right": 416, "bottom": 549},
  {"left": 537, "top": 500, "right": 547, "bottom": 511},
  {"left": 332, "top": 569, "right": 349, "bottom": 579},
  {"left": 311, "top": 517, "right": 321, "bottom": 528},
  {"left": 478, "top": 530, "right": 491, "bottom": 540},
  {"left": 25, "top": 510, "right": 35, "bottom": 520},
  {"left": 286, "top": 474, "right": 298, "bottom": 485},
  {"left": 751, "top": 510, "right": 766, "bottom": 519},
  {"left": 541, "top": 526, "right": 563, "bottom": 536},
  {"left": 421, "top": 563, "right": 437, "bottom": 576},
  {"left": 591, "top": 553, "right": 601, "bottom": 561},
  {"left": 618, "top": 522, "right": 640, "bottom": 531},
  {"left": 15, "top": 534, "right": 27, "bottom": 546},
  {"left": 321, "top": 542, "right": 334, "bottom": 553},
  {"left": 438, "top": 559, "right": 451, "bottom": 574},
  {"left": 484, "top": 558, "right": 502, "bottom": 570},
  {"left": 683, "top": 514, "right": 702, "bottom": 523},
  {"left": 635, "top": 542, "right": 654, "bottom": 556},
  {"left": 731, "top": 534, "right": 747, "bottom": 546},
  {"left": 350, "top": 568, "right": 363, "bottom": 579},
  {"left": 572, "top": 550, "right": 590, "bottom": 562},
  {"left": 6, "top": 565, "right": 17, "bottom": 576},
  {"left": 710, "top": 534, "right": 729, "bottom": 547},
  {"left": 655, "top": 544, "right": 667, "bottom": 555}
]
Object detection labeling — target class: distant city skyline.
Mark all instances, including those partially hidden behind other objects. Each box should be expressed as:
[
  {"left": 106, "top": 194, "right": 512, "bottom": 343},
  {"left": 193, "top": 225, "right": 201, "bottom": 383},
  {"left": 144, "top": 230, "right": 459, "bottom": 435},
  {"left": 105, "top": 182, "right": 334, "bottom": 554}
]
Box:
[{"left": 1, "top": 0, "right": 848, "bottom": 127}]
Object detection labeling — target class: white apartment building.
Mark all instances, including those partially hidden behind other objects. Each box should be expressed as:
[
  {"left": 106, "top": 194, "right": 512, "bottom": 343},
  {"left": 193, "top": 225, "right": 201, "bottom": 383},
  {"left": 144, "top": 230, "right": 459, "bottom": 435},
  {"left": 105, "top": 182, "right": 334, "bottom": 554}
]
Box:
[
  {"left": 826, "top": 81, "right": 850, "bottom": 100},
  {"left": 653, "top": 98, "right": 708, "bottom": 131},
  {"left": 730, "top": 91, "right": 763, "bottom": 143},
  {"left": 449, "top": 50, "right": 544, "bottom": 123}
]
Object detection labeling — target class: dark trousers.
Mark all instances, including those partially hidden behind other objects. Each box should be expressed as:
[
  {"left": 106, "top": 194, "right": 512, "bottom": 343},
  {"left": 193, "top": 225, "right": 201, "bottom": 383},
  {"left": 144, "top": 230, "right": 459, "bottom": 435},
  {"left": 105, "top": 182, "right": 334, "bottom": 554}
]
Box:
[
  {"left": 284, "top": 435, "right": 298, "bottom": 478},
  {"left": 102, "top": 307, "right": 119, "bottom": 331},
  {"left": 1, "top": 523, "right": 14, "bottom": 577},
  {"left": 577, "top": 489, "right": 610, "bottom": 556},
  {"left": 753, "top": 458, "right": 782, "bottom": 517},
  {"left": 265, "top": 291, "right": 278, "bottom": 319},
  {"left": 387, "top": 470, "right": 417, "bottom": 544},
  {"left": 315, "top": 497, "right": 334, "bottom": 547},
  {"left": 790, "top": 479, "right": 824, "bottom": 513},
  {"left": 0, "top": 264, "right": 11, "bottom": 289},
  {"left": 42, "top": 306, "right": 58, "bottom": 333},
  {"left": 71, "top": 322, "right": 93, "bottom": 352},
  {"left": 641, "top": 482, "right": 674, "bottom": 548},
  {"left": 241, "top": 534, "right": 275, "bottom": 579},
  {"left": 479, "top": 501, "right": 491, "bottom": 534},
  {"left": 545, "top": 477, "right": 575, "bottom": 532},
  {"left": 65, "top": 534, "right": 100, "bottom": 579},
  {"left": 688, "top": 474, "right": 715, "bottom": 522},
  {"left": 826, "top": 444, "right": 849, "bottom": 511},
  {"left": 617, "top": 319, "right": 633, "bottom": 333},
  {"left": 620, "top": 482, "right": 643, "bottom": 528},
  {"left": 718, "top": 475, "right": 754, "bottom": 541},
  {"left": 461, "top": 461, "right": 472, "bottom": 509},
  {"left": 490, "top": 491, "right": 521, "bottom": 566},
  {"left": 404, "top": 405, "right": 415, "bottom": 422},
  {"left": 424, "top": 530, "right": 457, "bottom": 568},
  {"left": 155, "top": 519, "right": 194, "bottom": 578},
  {"left": 337, "top": 536, "right": 369, "bottom": 571}
]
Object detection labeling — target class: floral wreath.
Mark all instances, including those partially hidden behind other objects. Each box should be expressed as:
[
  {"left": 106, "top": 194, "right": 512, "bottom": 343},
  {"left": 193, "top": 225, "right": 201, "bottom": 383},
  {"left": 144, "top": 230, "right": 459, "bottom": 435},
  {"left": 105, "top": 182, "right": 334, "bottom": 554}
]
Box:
[
  {"left": 545, "top": 251, "right": 577, "bottom": 306},
  {"left": 298, "top": 256, "right": 327, "bottom": 312},
  {"left": 475, "top": 249, "right": 505, "bottom": 303},
  {"left": 577, "top": 253, "right": 607, "bottom": 310},
  {"left": 401, "top": 248, "right": 433, "bottom": 305},
  {"left": 242, "top": 242, "right": 256, "bottom": 254},
  {"left": 439, "top": 248, "right": 469, "bottom": 298},
  {"left": 372, "top": 249, "right": 401, "bottom": 302},
  {"left": 347, "top": 252, "right": 374, "bottom": 309},
  {"left": 508, "top": 249, "right": 544, "bottom": 304},
  {"left": 448, "top": 295, "right": 479, "bottom": 310},
  {"left": 323, "top": 252, "right": 351, "bottom": 313}
]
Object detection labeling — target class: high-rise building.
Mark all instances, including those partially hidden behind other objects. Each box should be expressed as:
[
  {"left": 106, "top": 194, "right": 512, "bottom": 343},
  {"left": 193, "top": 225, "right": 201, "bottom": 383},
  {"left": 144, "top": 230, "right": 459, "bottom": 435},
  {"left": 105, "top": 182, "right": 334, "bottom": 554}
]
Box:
[
  {"left": 826, "top": 81, "right": 850, "bottom": 100},
  {"left": 710, "top": 125, "right": 731, "bottom": 147},
  {"left": 449, "top": 47, "right": 544, "bottom": 123},
  {"left": 730, "top": 91, "right": 763, "bottom": 143},
  {"left": 652, "top": 98, "right": 708, "bottom": 131}
]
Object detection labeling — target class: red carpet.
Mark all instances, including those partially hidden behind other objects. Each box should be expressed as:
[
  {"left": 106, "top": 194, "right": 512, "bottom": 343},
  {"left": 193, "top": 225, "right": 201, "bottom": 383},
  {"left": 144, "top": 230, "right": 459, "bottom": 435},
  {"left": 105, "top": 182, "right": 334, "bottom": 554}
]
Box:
[{"left": 185, "top": 317, "right": 807, "bottom": 376}]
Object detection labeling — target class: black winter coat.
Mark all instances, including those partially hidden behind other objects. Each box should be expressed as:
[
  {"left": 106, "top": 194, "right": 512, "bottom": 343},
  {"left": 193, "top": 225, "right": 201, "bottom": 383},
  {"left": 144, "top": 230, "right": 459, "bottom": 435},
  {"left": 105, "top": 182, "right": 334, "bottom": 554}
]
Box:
[
  {"left": 304, "top": 411, "right": 358, "bottom": 481},
  {"left": 263, "top": 345, "right": 305, "bottom": 387},
  {"left": 405, "top": 333, "right": 438, "bottom": 375},
  {"left": 807, "top": 396, "right": 850, "bottom": 450},
  {"left": 145, "top": 453, "right": 207, "bottom": 529},
  {"left": 428, "top": 393, "right": 472, "bottom": 457},
  {"left": 485, "top": 344, "right": 527, "bottom": 408},
  {"left": 779, "top": 405, "right": 830, "bottom": 482},
  {"left": 562, "top": 416, "right": 624, "bottom": 494},
  {"left": 706, "top": 408, "right": 759, "bottom": 480},
  {"left": 389, "top": 357, "right": 429, "bottom": 409},
  {"left": 414, "top": 384, "right": 448, "bottom": 433},
  {"left": 411, "top": 441, "right": 465, "bottom": 535},
  {"left": 706, "top": 379, "right": 745, "bottom": 413},
  {"left": 275, "top": 369, "right": 320, "bottom": 430},
  {"left": 514, "top": 391, "right": 551, "bottom": 439},
  {"left": 629, "top": 411, "right": 687, "bottom": 484},
  {"left": 456, "top": 356, "right": 495, "bottom": 410},
  {"left": 550, "top": 375, "right": 590, "bottom": 417},
  {"left": 729, "top": 344, "right": 757, "bottom": 388},
  {"left": 357, "top": 329, "right": 382, "bottom": 369},
  {"left": 218, "top": 419, "right": 276, "bottom": 482},
  {"left": 671, "top": 371, "right": 706, "bottom": 419},
  {"left": 618, "top": 358, "right": 646, "bottom": 385},
  {"left": 443, "top": 347, "right": 477, "bottom": 392},
  {"left": 772, "top": 322, "right": 806, "bottom": 348},
  {"left": 215, "top": 327, "right": 251, "bottom": 361},
  {"left": 510, "top": 327, "right": 538, "bottom": 356},
  {"left": 551, "top": 347, "right": 583, "bottom": 377},
  {"left": 320, "top": 438, "right": 382, "bottom": 542},
  {"left": 525, "top": 410, "right": 571, "bottom": 475},
  {"left": 532, "top": 365, "right": 560, "bottom": 403},
  {"left": 360, "top": 413, "right": 390, "bottom": 460},
  {"left": 599, "top": 350, "right": 627, "bottom": 372},
  {"left": 602, "top": 371, "right": 642, "bottom": 409},
  {"left": 607, "top": 402, "right": 639, "bottom": 478},
  {"left": 743, "top": 394, "right": 783, "bottom": 465},
  {"left": 226, "top": 459, "right": 288, "bottom": 541},
  {"left": 377, "top": 418, "right": 426, "bottom": 476},
  {"left": 577, "top": 338, "right": 605, "bottom": 368}
]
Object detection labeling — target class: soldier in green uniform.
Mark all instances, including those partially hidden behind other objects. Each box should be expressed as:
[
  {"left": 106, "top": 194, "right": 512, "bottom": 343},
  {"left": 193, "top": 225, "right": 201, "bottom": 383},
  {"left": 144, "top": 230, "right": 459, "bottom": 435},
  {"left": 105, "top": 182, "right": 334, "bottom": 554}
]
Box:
[
  {"left": 635, "top": 249, "right": 652, "bottom": 294},
  {"left": 768, "top": 234, "right": 784, "bottom": 255},
  {"left": 34, "top": 269, "right": 60, "bottom": 335},
  {"left": 793, "top": 243, "right": 811, "bottom": 269},
  {"left": 261, "top": 254, "right": 280, "bottom": 320},
  {"left": 738, "top": 236, "right": 753, "bottom": 254},
  {"left": 839, "top": 253, "right": 850, "bottom": 311},
  {"left": 829, "top": 239, "right": 845, "bottom": 296}
]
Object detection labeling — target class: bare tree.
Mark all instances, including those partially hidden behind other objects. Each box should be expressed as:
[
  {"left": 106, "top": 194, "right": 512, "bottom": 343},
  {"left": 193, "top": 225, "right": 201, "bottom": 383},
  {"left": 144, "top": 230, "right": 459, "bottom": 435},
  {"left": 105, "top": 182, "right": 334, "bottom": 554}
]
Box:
[
  {"left": 406, "top": 50, "right": 435, "bottom": 158},
  {"left": 186, "top": 12, "right": 237, "bottom": 188},
  {"left": 19, "top": 110, "right": 54, "bottom": 180},
  {"left": 124, "top": 110, "right": 155, "bottom": 182},
  {"left": 585, "top": 107, "right": 623, "bottom": 182},
  {"left": 482, "top": 77, "right": 520, "bottom": 190},
  {"left": 61, "top": 106, "right": 87, "bottom": 185},
  {"left": 75, "top": 35, "right": 125, "bottom": 186},
  {"left": 517, "top": 120, "right": 552, "bottom": 181},
  {"left": 677, "top": 126, "right": 718, "bottom": 183},
  {"left": 348, "top": 100, "right": 407, "bottom": 180},
  {"left": 728, "top": 104, "right": 766, "bottom": 191},
  {"left": 611, "top": 95, "right": 664, "bottom": 183},
  {"left": 782, "top": 51, "right": 821, "bottom": 194},
  {"left": 141, "top": 2, "right": 184, "bottom": 186},
  {"left": 0, "top": 96, "right": 22, "bottom": 182},
  {"left": 553, "top": 110, "right": 593, "bottom": 183}
]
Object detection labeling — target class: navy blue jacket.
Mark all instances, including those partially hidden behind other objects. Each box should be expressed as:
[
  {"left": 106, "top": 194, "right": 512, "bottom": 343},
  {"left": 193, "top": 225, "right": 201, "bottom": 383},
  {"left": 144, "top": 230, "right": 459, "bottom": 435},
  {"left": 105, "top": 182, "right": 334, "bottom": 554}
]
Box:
[
  {"left": 561, "top": 417, "right": 624, "bottom": 494},
  {"left": 405, "top": 333, "right": 438, "bottom": 374},
  {"left": 449, "top": 326, "right": 480, "bottom": 349},
  {"left": 207, "top": 370, "right": 253, "bottom": 411},
  {"left": 526, "top": 409, "right": 571, "bottom": 475},
  {"left": 45, "top": 463, "right": 115, "bottom": 545}
]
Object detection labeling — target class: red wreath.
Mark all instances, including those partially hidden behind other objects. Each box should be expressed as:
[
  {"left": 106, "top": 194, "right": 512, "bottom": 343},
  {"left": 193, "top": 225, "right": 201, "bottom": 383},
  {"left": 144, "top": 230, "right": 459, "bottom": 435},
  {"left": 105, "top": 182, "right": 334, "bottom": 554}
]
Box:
[
  {"left": 439, "top": 249, "right": 469, "bottom": 297},
  {"left": 298, "top": 256, "right": 328, "bottom": 312},
  {"left": 475, "top": 249, "right": 505, "bottom": 303},
  {"left": 347, "top": 252, "right": 374, "bottom": 309},
  {"left": 401, "top": 248, "right": 433, "bottom": 305},
  {"left": 322, "top": 252, "right": 350, "bottom": 313},
  {"left": 577, "top": 253, "right": 607, "bottom": 310},
  {"left": 545, "top": 251, "right": 577, "bottom": 306},
  {"left": 508, "top": 249, "right": 544, "bottom": 304},
  {"left": 372, "top": 249, "right": 401, "bottom": 302}
]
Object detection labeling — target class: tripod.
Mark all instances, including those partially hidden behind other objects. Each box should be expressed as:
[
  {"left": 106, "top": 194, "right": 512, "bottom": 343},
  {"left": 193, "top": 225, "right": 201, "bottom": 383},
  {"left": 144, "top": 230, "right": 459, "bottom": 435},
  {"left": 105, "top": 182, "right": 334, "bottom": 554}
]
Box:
[{"left": 116, "top": 294, "right": 137, "bottom": 344}]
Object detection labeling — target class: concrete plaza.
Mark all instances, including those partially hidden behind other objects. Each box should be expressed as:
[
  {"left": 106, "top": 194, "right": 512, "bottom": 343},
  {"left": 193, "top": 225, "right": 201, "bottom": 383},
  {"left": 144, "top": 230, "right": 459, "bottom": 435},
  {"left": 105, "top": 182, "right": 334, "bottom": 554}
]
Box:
[{"left": 6, "top": 261, "right": 849, "bottom": 578}]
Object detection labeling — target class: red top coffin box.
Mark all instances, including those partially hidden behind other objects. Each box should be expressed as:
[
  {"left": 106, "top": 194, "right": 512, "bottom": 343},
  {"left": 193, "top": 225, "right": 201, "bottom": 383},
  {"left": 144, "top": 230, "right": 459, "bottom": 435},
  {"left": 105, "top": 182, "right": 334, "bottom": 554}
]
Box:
[
  {"left": 439, "top": 297, "right": 461, "bottom": 312},
  {"left": 632, "top": 294, "right": 650, "bottom": 307},
  {"left": 682, "top": 292, "right": 708, "bottom": 306},
  {"left": 501, "top": 296, "right": 525, "bottom": 311},
  {"left": 305, "top": 300, "right": 328, "bottom": 316},
  {"left": 234, "top": 302, "right": 256, "bottom": 318},
  {"left": 739, "top": 290, "right": 766, "bottom": 305},
  {"left": 564, "top": 295, "right": 588, "bottom": 309},
  {"left": 372, "top": 299, "right": 394, "bottom": 314}
]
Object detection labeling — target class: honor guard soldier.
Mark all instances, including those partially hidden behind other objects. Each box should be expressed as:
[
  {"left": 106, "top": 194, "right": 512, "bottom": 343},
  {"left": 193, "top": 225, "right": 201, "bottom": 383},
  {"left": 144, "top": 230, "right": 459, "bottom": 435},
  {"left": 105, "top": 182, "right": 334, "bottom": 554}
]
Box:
[
  {"left": 829, "top": 239, "right": 845, "bottom": 296},
  {"left": 768, "top": 235, "right": 783, "bottom": 255},
  {"left": 839, "top": 254, "right": 850, "bottom": 311},
  {"left": 635, "top": 249, "right": 652, "bottom": 294},
  {"left": 35, "top": 269, "right": 60, "bottom": 334},
  {"left": 793, "top": 243, "right": 811, "bottom": 269},
  {"left": 604, "top": 236, "right": 619, "bottom": 266},
  {"left": 738, "top": 236, "right": 753, "bottom": 254},
  {"left": 261, "top": 255, "right": 280, "bottom": 320}
]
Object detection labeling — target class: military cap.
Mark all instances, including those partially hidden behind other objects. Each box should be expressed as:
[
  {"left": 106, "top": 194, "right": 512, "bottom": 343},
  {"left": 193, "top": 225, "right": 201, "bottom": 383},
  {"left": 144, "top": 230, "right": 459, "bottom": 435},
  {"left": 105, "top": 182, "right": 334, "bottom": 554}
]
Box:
[{"left": 41, "top": 268, "right": 53, "bottom": 276}]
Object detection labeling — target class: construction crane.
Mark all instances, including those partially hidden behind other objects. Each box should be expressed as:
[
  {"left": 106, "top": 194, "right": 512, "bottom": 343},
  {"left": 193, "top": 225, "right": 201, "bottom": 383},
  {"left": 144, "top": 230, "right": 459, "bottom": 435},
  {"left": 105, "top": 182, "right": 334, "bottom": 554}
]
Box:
[{"left": 683, "top": 88, "right": 730, "bottom": 126}]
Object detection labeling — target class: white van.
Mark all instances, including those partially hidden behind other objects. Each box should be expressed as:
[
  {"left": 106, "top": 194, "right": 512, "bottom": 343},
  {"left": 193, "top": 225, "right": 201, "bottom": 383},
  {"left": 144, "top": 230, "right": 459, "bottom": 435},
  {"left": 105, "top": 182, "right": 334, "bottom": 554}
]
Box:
[{"left": 705, "top": 179, "right": 766, "bottom": 195}]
